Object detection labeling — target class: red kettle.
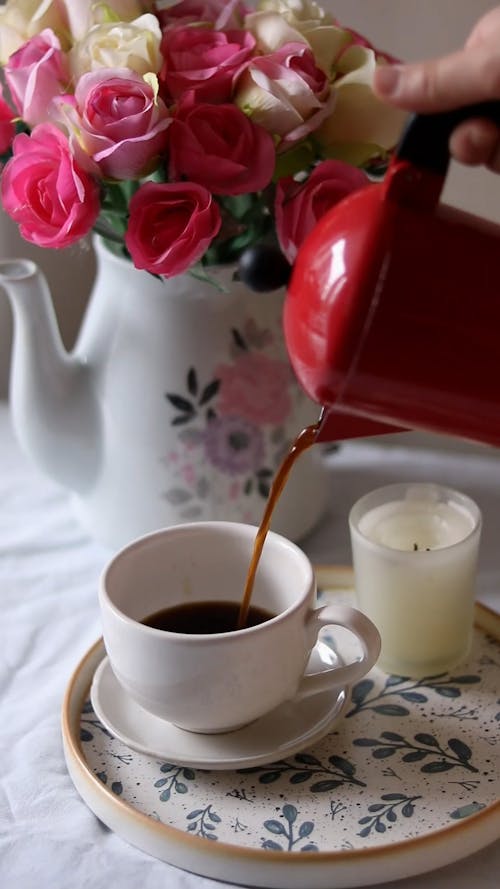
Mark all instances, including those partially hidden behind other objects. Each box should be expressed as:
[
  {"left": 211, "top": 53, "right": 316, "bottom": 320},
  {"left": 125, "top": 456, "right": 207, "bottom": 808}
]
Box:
[{"left": 284, "top": 102, "right": 500, "bottom": 446}]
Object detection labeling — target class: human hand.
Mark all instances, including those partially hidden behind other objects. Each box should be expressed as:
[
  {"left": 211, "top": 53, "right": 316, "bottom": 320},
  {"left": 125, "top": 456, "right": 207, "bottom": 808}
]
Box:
[{"left": 373, "top": 6, "right": 500, "bottom": 171}]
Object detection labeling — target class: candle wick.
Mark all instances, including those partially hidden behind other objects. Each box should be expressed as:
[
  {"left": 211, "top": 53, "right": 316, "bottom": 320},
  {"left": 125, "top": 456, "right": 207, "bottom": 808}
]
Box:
[{"left": 413, "top": 542, "right": 418, "bottom": 551}]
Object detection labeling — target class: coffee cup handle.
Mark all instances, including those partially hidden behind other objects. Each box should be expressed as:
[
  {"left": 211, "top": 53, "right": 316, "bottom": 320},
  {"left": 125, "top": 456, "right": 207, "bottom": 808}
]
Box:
[{"left": 296, "top": 604, "right": 381, "bottom": 697}]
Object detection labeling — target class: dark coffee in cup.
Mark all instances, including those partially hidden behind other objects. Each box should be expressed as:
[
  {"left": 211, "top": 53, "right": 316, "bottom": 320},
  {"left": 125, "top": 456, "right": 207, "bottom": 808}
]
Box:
[{"left": 143, "top": 600, "right": 275, "bottom": 634}]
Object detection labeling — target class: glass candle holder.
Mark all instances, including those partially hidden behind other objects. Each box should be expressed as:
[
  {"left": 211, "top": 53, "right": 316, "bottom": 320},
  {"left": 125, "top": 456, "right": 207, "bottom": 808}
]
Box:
[{"left": 349, "top": 482, "right": 482, "bottom": 678}]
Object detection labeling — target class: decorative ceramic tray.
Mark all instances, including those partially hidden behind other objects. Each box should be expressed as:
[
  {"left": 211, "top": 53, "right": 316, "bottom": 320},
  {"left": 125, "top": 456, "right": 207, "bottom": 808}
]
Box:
[{"left": 62, "top": 566, "right": 500, "bottom": 889}]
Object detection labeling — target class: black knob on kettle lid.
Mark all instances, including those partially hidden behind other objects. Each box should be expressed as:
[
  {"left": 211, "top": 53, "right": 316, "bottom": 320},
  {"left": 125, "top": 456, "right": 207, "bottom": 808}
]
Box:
[{"left": 395, "top": 100, "right": 500, "bottom": 176}]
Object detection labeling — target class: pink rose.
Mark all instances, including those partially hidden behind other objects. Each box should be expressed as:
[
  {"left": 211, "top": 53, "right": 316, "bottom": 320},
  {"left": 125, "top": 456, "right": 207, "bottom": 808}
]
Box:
[
  {"left": 4, "top": 29, "right": 70, "bottom": 127},
  {"left": 156, "top": 0, "right": 249, "bottom": 29},
  {"left": 235, "top": 42, "right": 334, "bottom": 149},
  {"left": 216, "top": 352, "right": 291, "bottom": 425},
  {"left": 56, "top": 69, "right": 171, "bottom": 180},
  {"left": 275, "top": 159, "right": 369, "bottom": 263},
  {"left": 0, "top": 84, "right": 15, "bottom": 154},
  {"left": 125, "top": 181, "right": 222, "bottom": 277},
  {"left": 1, "top": 123, "right": 100, "bottom": 248},
  {"left": 159, "top": 26, "right": 255, "bottom": 102},
  {"left": 168, "top": 99, "right": 275, "bottom": 195}
]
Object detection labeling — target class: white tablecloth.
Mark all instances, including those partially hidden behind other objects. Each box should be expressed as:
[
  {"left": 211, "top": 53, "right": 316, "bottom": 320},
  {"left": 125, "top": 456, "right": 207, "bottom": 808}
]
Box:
[{"left": 0, "top": 401, "right": 498, "bottom": 889}]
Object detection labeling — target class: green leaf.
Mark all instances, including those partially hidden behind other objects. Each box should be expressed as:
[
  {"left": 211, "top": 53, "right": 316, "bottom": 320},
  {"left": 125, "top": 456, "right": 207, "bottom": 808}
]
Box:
[
  {"left": 381, "top": 731, "right": 405, "bottom": 742},
  {"left": 298, "top": 822, "right": 314, "bottom": 838},
  {"left": 231, "top": 328, "right": 247, "bottom": 350},
  {"left": 262, "top": 840, "right": 282, "bottom": 851},
  {"left": 448, "top": 675, "right": 480, "bottom": 684},
  {"left": 401, "top": 692, "right": 428, "bottom": 703},
  {"left": 295, "top": 753, "right": 321, "bottom": 766},
  {"left": 258, "top": 479, "right": 271, "bottom": 498},
  {"left": 166, "top": 394, "right": 195, "bottom": 413},
  {"left": 402, "top": 751, "right": 427, "bottom": 762},
  {"left": 310, "top": 780, "right": 344, "bottom": 792},
  {"left": 199, "top": 379, "right": 220, "bottom": 405},
  {"left": 421, "top": 761, "right": 454, "bottom": 773},
  {"left": 448, "top": 738, "right": 472, "bottom": 761},
  {"left": 263, "top": 820, "right": 287, "bottom": 835},
  {"left": 290, "top": 772, "right": 312, "bottom": 784},
  {"left": 414, "top": 733, "right": 440, "bottom": 747},
  {"left": 373, "top": 704, "right": 410, "bottom": 716},
  {"left": 187, "top": 368, "right": 198, "bottom": 397},
  {"left": 187, "top": 809, "right": 204, "bottom": 819},
  {"left": 328, "top": 755, "right": 355, "bottom": 776},
  {"left": 384, "top": 674, "right": 406, "bottom": 687},
  {"left": 259, "top": 771, "right": 283, "bottom": 784},
  {"left": 351, "top": 679, "right": 373, "bottom": 704},
  {"left": 433, "top": 686, "right": 460, "bottom": 698},
  {"left": 372, "top": 748, "right": 396, "bottom": 759},
  {"left": 283, "top": 804, "right": 298, "bottom": 823}
]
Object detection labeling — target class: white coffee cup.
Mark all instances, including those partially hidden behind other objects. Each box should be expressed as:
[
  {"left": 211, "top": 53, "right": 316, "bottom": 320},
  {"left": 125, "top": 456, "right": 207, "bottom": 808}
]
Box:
[{"left": 99, "top": 521, "right": 381, "bottom": 733}]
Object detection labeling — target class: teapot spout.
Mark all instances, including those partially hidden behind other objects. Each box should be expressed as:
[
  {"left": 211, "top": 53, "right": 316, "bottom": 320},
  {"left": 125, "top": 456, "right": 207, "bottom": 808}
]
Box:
[
  {"left": 316, "top": 406, "right": 406, "bottom": 443},
  {"left": 0, "top": 258, "right": 100, "bottom": 493}
]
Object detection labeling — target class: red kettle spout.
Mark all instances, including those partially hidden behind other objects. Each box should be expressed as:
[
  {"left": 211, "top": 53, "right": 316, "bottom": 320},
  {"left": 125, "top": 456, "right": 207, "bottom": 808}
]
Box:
[{"left": 315, "top": 407, "right": 407, "bottom": 443}]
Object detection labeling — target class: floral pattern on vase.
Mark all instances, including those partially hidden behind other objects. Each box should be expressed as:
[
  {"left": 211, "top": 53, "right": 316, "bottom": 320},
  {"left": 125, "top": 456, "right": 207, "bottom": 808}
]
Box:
[{"left": 163, "top": 321, "right": 303, "bottom": 517}]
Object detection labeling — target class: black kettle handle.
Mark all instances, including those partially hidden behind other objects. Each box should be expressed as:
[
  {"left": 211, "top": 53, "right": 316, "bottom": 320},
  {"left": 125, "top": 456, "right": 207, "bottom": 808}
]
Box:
[{"left": 395, "top": 101, "right": 500, "bottom": 176}]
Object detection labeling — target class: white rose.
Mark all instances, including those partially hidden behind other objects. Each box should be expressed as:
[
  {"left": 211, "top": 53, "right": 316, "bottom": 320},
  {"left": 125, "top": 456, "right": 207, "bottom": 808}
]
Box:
[
  {"left": 0, "top": 0, "right": 66, "bottom": 62},
  {"left": 70, "top": 13, "right": 162, "bottom": 79},
  {"left": 257, "top": 0, "right": 331, "bottom": 25},
  {"left": 60, "top": 1, "right": 146, "bottom": 43},
  {"left": 316, "top": 46, "right": 408, "bottom": 163},
  {"left": 246, "top": 9, "right": 350, "bottom": 76}
]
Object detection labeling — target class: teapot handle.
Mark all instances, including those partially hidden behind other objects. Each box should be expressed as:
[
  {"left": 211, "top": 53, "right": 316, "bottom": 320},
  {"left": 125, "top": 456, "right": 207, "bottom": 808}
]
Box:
[{"left": 395, "top": 101, "right": 500, "bottom": 176}]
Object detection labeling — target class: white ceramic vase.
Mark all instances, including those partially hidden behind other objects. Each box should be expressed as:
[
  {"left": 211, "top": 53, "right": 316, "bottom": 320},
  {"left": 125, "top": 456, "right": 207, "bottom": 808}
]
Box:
[{"left": 39, "top": 237, "right": 328, "bottom": 548}]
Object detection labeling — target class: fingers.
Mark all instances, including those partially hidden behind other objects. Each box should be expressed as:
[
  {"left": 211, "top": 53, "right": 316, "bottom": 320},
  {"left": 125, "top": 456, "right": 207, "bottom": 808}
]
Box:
[
  {"left": 373, "top": 45, "right": 500, "bottom": 113},
  {"left": 450, "top": 119, "right": 500, "bottom": 171}
]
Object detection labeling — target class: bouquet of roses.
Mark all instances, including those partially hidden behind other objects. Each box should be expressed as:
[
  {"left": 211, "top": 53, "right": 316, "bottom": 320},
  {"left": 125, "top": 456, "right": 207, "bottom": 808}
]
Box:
[{"left": 0, "top": 0, "right": 405, "bottom": 290}]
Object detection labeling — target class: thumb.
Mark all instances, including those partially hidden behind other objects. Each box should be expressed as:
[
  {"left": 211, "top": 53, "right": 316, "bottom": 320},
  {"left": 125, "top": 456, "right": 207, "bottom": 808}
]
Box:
[{"left": 373, "top": 47, "right": 500, "bottom": 112}]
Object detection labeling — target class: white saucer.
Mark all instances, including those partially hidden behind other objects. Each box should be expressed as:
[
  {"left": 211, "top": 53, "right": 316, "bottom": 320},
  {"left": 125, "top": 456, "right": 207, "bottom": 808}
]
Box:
[{"left": 90, "top": 642, "right": 347, "bottom": 770}]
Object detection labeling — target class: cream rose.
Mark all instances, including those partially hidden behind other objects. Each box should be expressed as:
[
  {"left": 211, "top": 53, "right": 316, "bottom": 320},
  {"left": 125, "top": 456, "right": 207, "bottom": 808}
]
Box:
[
  {"left": 316, "top": 45, "right": 408, "bottom": 164},
  {"left": 61, "top": 1, "right": 145, "bottom": 44},
  {"left": 70, "top": 13, "right": 161, "bottom": 79},
  {"left": 0, "top": 0, "right": 66, "bottom": 63},
  {"left": 246, "top": 1, "right": 350, "bottom": 75}
]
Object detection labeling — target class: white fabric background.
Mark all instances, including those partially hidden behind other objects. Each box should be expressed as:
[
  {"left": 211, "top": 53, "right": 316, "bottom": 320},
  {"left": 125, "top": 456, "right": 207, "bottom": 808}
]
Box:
[{"left": 0, "top": 403, "right": 498, "bottom": 889}]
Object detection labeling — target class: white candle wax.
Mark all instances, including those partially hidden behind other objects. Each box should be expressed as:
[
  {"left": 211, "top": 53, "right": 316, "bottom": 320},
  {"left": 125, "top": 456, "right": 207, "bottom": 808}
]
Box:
[
  {"left": 358, "top": 498, "right": 475, "bottom": 552},
  {"left": 350, "top": 485, "right": 481, "bottom": 678}
]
